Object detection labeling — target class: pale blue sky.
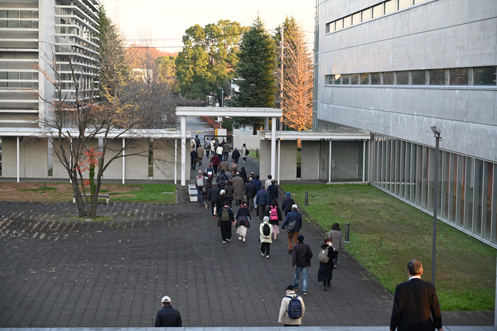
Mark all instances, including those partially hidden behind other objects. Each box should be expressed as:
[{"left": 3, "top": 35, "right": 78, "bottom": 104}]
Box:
[{"left": 99, "top": 0, "right": 316, "bottom": 51}]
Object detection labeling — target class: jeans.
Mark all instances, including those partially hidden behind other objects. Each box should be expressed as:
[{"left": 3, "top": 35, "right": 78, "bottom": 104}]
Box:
[
  {"left": 294, "top": 266, "right": 308, "bottom": 292},
  {"left": 217, "top": 153, "right": 223, "bottom": 162},
  {"left": 197, "top": 188, "right": 204, "bottom": 205}
]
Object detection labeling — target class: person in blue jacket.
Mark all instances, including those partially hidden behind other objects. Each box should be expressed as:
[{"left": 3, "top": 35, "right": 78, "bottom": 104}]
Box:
[{"left": 281, "top": 204, "right": 303, "bottom": 254}]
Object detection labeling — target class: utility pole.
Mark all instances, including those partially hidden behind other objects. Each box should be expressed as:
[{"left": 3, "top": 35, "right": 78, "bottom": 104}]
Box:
[{"left": 279, "top": 27, "right": 284, "bottom": 130}]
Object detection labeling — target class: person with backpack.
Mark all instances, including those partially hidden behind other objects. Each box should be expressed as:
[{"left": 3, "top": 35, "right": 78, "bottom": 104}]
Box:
[
  {"left": 327, "top": 223, "right": 344, "bottom": 268},
  {"left": 317, "top": 237, "right": 335, "bottom": 291},
  {"left": 281, "top": 192, "right": 295, "bottom": 216},
  {"left": 259, "top": 216, "right": 273, "bottom": 259},
  {"left": 205, "top": 164, "right": 214, "bottom": 179},
  {"left": 265, "top": 199, "right": 282, "bottom": 241},
  {"left": 278, "top": 285, "right": 305, "bottom": 326},
  {"left": 217, "top": 200, "right": 234, "bottom": 244},
  {"left": 281, "top": 204, "right": 303, "bottom": 254},
  {"left": 235, "top": 200, "right": 251, "bottom": 241},
  {"left": 292, "top": 235, "right": 313, "bottom": 295},
  {"left": 194, "top": 170, "right": 205, "bottom": 207}
]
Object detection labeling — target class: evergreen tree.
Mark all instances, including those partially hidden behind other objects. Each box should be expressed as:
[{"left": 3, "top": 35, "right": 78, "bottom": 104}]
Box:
[{"left": 231, "top": 16, "right": 277, "bottom": 133}]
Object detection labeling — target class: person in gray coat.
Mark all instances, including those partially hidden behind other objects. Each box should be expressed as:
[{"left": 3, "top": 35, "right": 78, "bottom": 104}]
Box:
[
  {"left": 327, "top": 223, "right": 344, "bottom": 268},
  {"left": 232, "top": 173, "right": 245, "bottom": 205}
]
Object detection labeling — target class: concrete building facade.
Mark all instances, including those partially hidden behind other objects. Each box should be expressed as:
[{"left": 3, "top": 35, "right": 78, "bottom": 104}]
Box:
[
  {"left": 315, "top": 0, "right": 497, "bottom": 247},
  {"left": 0, "top": 0, "right": 99, "bottom": 128}
]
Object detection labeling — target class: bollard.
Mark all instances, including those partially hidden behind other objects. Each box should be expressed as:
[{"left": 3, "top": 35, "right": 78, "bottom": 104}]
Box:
[
  {"left": 256, "top": 148, "right": 259, "bottom": 157},
  {"left": 305, "top": 191, "right": 308, "bottom": 206},
  {"left": 344, "top": 222, "right": 350, "bottom": 243}
]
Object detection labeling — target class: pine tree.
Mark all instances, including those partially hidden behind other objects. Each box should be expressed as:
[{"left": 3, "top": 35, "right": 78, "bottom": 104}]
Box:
[{"left": 232, "top": 16, "right": 277, "bottom": 133}]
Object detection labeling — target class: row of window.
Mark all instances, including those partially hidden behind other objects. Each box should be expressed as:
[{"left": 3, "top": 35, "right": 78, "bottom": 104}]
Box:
[
  {"left": 325, "top": 66, "right": 497, "bottom": 87},
  {"left": 371, "top": 135, "right": 497, "bottom": 246},
  {"left": 326, "top": 0, "right": 430, "bottom": 33}
]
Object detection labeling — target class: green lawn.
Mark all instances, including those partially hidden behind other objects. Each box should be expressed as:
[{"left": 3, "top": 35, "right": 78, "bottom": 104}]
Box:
[
  {"left": 105, "top": 184, "right": 176, "bottom": 203},
  {"left": 281, "top": 183, "right": 496, "bottom": 311}
]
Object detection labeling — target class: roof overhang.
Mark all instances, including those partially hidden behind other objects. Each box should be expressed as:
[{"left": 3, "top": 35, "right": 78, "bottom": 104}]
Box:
[
  {"left": 0, "top": 128, "right": 190, "bottom": 139},
  {"left": 176, "top": 107, "right": 282, "bottom": 118},
  {"left": 259, "top": 130, "right": 370, "bottom": 140}
]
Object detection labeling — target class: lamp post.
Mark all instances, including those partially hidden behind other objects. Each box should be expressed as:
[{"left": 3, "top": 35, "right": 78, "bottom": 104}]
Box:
[{"left": 430, "top": 126, "right": 441, "bottom": 285}]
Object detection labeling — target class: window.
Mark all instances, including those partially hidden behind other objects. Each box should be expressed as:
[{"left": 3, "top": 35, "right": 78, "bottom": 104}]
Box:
[
  {"left": 383, "top": 72, "right": 394, "bottom": 85},
  {"left": 325, "top": 75, "right": 334, "bottom": 84},
  {"left": 362, "top": 8, "right": 372, "bottom": 22},
  {"left": 326, "top": 23, "right": 331, "bottom": 34},
  {"left": 371, "top": 73, "right": 381, "bottom": 85},
  {"left": 398, "top": 0, "right": 412, "bottom": 10},
  {"left": 343, "top": 16, "right": 352, "bottom": 28},
  {"left": 342, "top": 74, "right": 350, "bottom": 84},
  {"left": 414, "top": 0, "right": 429, "bottom": 4},
  {"left": 350, "top": 74, "right": 359, "bottom": 85},
  {"left": 360, "top": 73, "right": 370, "bottom": 85},
  {"left": 411, "top": 70, "right": 426, "bottom": 85},
  {"left": 335, "top": 74, "right": 342, "bottom": 84},
  {"left": 396, "top": 71, "right": 409, "bottom": 85},
  {"left": 335, "top": 19, "right": 343, "bottom": 31},
  {"left": 429, "top": 69, "right": 445, "bottom": 85},
  {"left": 352, "top": 12, "right": 361, "bottom": 25},
  {"left": 385, "top": 0, "right": 396, "bottom": 14},
  {"left": 373, "top": 4, "right": 385, "bottom": 18},
  {"left": 450, "top": 68, "right": 468, "bottom": 85},
  {"left": 474, "top": 67, "right": 496, "bottom": 86}
]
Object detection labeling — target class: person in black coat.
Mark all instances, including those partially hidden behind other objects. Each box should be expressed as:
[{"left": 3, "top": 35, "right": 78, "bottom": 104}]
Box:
[
  {"left": 390, "top": 259, "right": 443, "bottom": 331},
  {"left": 267, "top": 179, "right": 278, "bottom": 202},
  {"left": 190, "top": 149, "right": 198, "bottom": 170},
  {"left": 154, "top": 295, "right": 182, "bottom": 327},
  {"left": 317, "top": 237, "right": 335, "bottom": 291},
  {"left": 231, "top": 147, "right": 241, "bottom": 164},
  {"left": 208, "top": 182, "right": 221, "bottom": 218}
]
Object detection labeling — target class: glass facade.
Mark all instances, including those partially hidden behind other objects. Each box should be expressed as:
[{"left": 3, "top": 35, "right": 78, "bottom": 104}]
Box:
[{"left": 371, "top": 134, "right": 497, "bottom": 247}]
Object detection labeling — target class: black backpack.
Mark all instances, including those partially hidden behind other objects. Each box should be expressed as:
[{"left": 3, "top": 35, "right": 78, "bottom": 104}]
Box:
[
  {"left": 262, "top": 223, "right": 270, "bottom": 236},
  {"left": 286, "top": 295, "right": 302, "bottom": 319}
]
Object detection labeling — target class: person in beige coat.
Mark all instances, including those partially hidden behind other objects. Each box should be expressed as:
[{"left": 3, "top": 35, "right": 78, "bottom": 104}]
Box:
[
  {"left": 278, "top": 285, "right": 305, "bottom": 326},
  {"left": 196, "top": 145, "right": 204, "bottom": 166},
  {"left": 232, "top": 173, "right": 245, "bottom": 205},
  {"left": 259, "top": 216, "right": 273, "bottom": 258}
]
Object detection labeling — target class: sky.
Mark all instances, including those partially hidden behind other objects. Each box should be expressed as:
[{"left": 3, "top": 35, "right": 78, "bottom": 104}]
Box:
[{"left": 99, "top": 0, "right": 316, "bottom": 52}]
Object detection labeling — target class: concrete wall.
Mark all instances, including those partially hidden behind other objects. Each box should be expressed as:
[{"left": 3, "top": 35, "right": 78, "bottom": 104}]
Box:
[
  {"left": 260, "top": 140, "right": 297, "bottom": 180},
  {"left": 1, "top": 137, "right": 48, "bottom": 178},
  {"left": 124, "top": 140, "right": 149, "bottom": 180},
  {"left": 101, "top": 139, "right": 123, "bottom": 180},
  {"left": 317, "top": 0, "right": 497, "bottom": 162},
  {"left": 232, "top": 134, "right": 261, "bottom": 151},
  {"left": 153, "top": 138, "right": 190, "bottom": 180},
  {"left": 301, "top": 141, "right": 321, "bottom": 180}
]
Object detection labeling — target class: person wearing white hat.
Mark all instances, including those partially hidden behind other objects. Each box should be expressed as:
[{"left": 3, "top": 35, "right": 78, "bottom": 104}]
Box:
[{"left": 154, "top": 295, "right": 182, "bottom": 327}]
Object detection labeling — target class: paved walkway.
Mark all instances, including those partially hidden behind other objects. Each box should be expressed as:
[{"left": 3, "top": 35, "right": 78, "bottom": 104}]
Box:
[{"left": 0, "top": 198, "right": 493, "bottom": 328}]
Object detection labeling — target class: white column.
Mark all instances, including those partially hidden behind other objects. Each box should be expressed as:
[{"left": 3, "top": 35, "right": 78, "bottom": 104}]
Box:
[
  {"left": 271, "top": 117, "right": 276, "bottom": 177},
  {"left": 174, "top": 138, "right": 177, "bottom": 185},
  {"left": 181, "top": 116, "right": 186, "bottom": 186},
  {"left": 264, "top": 117, "right": 269, "bottom": 131},
  {"left": 277, "top": 138, "right": 281, "bottom": 185},
  {"left": 16, "top": 136, "right": 20, "bottom": 183},
  {"left": 122, "top": 138, "right": 126, "bottom": 184},
  {"left": 328, "top": 140, "right": 332, "bottom": 183},
  {"left": 362, "top": 140, "right": 366, "bottom": 182}
]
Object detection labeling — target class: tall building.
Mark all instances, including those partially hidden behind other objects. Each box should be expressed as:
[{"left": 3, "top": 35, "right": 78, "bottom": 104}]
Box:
[
  {"left": 315, "top": 0, "right": 497, "bottom": 247},
  {"left": 0, "top": 0, "right": 100, "bottom": 128}
]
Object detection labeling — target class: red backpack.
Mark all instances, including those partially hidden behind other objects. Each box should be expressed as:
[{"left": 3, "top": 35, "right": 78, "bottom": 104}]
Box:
[{"left": 270, "top": 206, "right": 279, "bottom": 221}]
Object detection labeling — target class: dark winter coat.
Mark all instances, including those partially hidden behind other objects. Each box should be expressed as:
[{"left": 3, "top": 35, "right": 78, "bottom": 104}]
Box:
[
  {"left": 202, "top": 180, "right": 213, "bottom": 199},
  {"left": 317, "top": 244, "right": 335, "bottom": 282},
  {"left": 255, "top": 189, "right": 270, "bottom": 206},
  {"left": 208, "top": 187, "right": 220, "bottom": 204},
  {"left": 281, "top": 198, "right": 296, "bottom": 215},
  {"left": 267, "top": 184, "right": 278, "bottom": 202},
  {"left": 281, "top": 210, "right": 303, "bottom": 232},
  {"left": 154, "top": 304, "right": 182, "bottom": 327},
  {"left": 244, "top": 182, "right": 257, "bottom": 198},
  {"left": 292, "top": 242, "right": 313, "bottom": 268}
]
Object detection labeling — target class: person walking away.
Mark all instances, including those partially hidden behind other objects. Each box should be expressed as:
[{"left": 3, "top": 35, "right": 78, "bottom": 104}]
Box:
[
  {"left": 292, "top": 235, "right": 312, "bottom": 295},
  {"left": 205, "top": 138, "right": 211, "bottom": 157},
  {"left": 205, "top": 163, "right": 214, "bottom": 179},
  {"left": 265, "top": 199, "right": 282, "bottom": 240},
  {"left": 223, "top": 141, "right": 230, "bottom": 161},
  {"left": 208, "top": 182, "right": 221, "bottom": 218},
  {"left": 281, "top": 204, "right": 303, "bottom": 253},
  {"left": 235, "top": 200, "right": 251, "bottom": 241},
  {"left": 281, "top": 192, "right": 296, "bottom": 216},
  {"left": 255, "top": 186, "right": 270, "bottom": 222},
  {"left": 239, "top": 166, "right": 248, "bottom": 185},
  {"left": 210, "top": 138, "right": 216, "bottom": 157},
  {"left": 216, "top": 144, "right": 224, "bottom": 162},
  {"left": 219, "top": 189, "right": 226, "bottom": 207},
  {"left": 196, "top": 144, "right": 204, "bottom": 166},
  {"left": 259, "top": 216, "right": 273, "bottom": 258},
  {"left": 202, "top": 177, "right": 212, "bottom": 210},
  {"left": 230, "top": 159, "right": 238, "bottom": 174},
  {"left": 232, "top": 172, "right": 245, "bottom": 206},
  {"left": 225, "top": 179, "right": 234, "bottom": 208},
  {"left": 195, "top": 135, "right": 201, "bottom": 148},
  {"left": 390, "top": 259, "right": 443, "bottom": 331},
  {"left": 219, "top": 159, "right": 229, "bottom": 172},
  {"left": 210, "top": 153, "right": 220, "bottom": 175},
  {"left": 190, "top": 137, "right": 196, "bottom": 151},
  {"left": 241, "top": 143, "right": 248, "bottom": 163},
  {"left": 244, "top": 177, "right": 257, "bottom": 211},
  {"left": 190, "top": 148, "right": 198, "bottom": 171},
  {"left": 232, "top": 147, "right": 240, "bottom": 164},
  {"left": 218, "top": 200, "right": 234, "bottom": 244},
  {"left": 267, "top": 179, "right": 278, "bottom": 203},
  {"left": 278, "top": 285, "right": 305, "bottom": 326},
  {"left": 327, "top": 223, "right": 344, "bottom": 268},
  {"left": 154, "top": 295, "right": 182, "bottom": 327},
  {"left": 317, "top": 237, "right": 335, "bottom": 290},
  {"left": 265, "top": 175, "right": 272, "bottom": 190},
  {"left": 195, "top": 170, "right": 205, "bottom": 207}
]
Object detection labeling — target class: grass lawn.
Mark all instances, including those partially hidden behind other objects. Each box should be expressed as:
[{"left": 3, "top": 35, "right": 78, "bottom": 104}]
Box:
[
  {"left": 248, "top": 150, "right": 260, "bottom": 163},
  {"left": 0, "top": 182, "right": 176, "bottom": 204},
  {"left": 281, "top": 183, "right": 496, "bottom": 311}
]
